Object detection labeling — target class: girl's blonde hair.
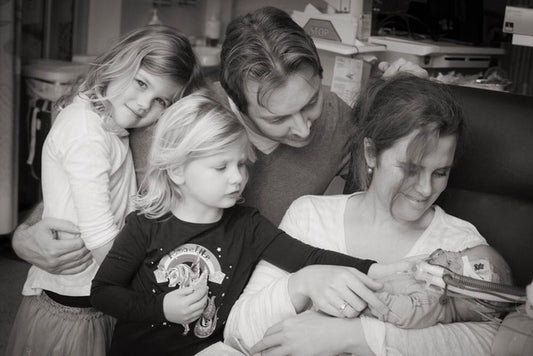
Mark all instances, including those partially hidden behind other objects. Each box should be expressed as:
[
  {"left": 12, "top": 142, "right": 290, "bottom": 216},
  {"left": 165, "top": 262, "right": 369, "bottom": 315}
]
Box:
[
  {"left": 58, "top": 25, "right": 204, "bottom": 120},
  {"left": 135, "top": 90, "right": 256, "bottom": 219}
]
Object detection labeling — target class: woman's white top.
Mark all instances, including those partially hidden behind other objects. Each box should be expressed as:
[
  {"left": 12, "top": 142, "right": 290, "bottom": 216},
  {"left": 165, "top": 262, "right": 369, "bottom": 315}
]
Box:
[{"left": 225, "top": 193, "right": 498, "bottom": 355}]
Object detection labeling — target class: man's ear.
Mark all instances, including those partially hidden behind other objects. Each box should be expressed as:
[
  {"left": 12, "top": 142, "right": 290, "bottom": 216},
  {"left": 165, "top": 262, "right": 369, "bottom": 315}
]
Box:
[
  {"left": 168, "top": 167, "right": 185, "bottom": 185},
  {"left": 364, "top": 137, "right": 377, "bottom": 168}
]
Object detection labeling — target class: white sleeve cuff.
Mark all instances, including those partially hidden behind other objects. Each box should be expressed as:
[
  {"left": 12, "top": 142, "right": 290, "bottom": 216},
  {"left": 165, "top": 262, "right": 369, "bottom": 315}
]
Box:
[
  {"left": 361, "top": 315, "right": 387, "bottom": 356},
  {"left": 82, "top": 225, "right": 119, "bottom": 250},
  {"left": 224, "top": 271, "right": 296, "bottom": 350},
  {"left": 276, "top": 274, "right": 298, "bottom": 315}
]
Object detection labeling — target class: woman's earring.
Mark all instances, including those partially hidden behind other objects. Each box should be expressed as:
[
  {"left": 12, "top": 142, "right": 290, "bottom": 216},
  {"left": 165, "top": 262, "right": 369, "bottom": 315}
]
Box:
[{"left": 367, "top": 167, "right": 374, "bottom": 175}]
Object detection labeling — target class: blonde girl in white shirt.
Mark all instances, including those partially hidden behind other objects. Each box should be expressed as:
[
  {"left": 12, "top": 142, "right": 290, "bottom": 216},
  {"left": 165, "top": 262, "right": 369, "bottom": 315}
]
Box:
[{"left": 7, "top": 25, "right": 204, "bottom": 356}]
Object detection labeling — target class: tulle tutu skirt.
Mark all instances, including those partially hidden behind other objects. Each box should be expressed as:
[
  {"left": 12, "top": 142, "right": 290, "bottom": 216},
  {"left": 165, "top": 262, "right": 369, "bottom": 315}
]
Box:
[{"left": 6, "top": 293, "right": 115, "bottom": 356}]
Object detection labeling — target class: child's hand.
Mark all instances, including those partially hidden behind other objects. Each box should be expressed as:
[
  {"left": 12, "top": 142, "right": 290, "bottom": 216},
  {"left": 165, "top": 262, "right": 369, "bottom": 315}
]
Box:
[
  {"left": 163, "top": 284, "right": 208, "bottom": 325},
  {"left": 289, "top": 265, "right": 389, "bottom": 319},
  {"left": 367, "top": 261, "right": 411, "bottom": 280},
  {"left": 367, "top": 255, "right": 427, "bottom": 280}
]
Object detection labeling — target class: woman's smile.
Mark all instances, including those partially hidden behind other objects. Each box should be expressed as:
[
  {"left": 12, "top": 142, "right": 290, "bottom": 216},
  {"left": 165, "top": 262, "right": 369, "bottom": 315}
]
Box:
[{"left": 402, "top": 193, "right": 429, "bottom": 205}]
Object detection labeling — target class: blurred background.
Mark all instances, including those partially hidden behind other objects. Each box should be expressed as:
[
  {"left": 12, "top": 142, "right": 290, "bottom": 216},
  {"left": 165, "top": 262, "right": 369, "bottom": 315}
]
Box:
[{"left": 3, "top": 0, "right": 533, "bottom": 232}]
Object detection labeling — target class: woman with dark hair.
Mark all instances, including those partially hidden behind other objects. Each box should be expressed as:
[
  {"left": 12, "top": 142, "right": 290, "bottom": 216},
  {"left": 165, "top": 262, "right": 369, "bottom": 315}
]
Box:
[{"left": 226, "top": 75, "right": 498, "bottom": 355}]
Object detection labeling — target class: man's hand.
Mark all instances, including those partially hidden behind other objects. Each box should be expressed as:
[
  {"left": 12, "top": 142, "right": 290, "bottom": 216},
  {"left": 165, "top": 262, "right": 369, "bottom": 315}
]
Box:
[
  {"left": 12, "top": 217, "right": 92, "bottom": 274},
  {"left": 379, "top": 58, "right": 429, "bottom": 79}
]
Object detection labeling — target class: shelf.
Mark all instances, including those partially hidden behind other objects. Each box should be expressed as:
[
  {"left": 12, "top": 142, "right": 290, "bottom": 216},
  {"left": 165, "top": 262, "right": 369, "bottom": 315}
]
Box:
[{"left": 313, "top": 38, "right": 386, "bottom": 55}]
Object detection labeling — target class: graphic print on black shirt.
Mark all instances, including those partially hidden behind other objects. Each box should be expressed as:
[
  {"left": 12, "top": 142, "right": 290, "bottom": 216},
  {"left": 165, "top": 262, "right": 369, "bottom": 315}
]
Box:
[{"left": 153, "top": 243, "right": 226, "bottom": 338}]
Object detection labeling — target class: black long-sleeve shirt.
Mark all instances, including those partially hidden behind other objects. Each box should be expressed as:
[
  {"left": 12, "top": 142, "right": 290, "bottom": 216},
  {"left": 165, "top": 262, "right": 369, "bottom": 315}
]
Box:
[{"left": 91, "top": 205, "right": 374, "bottom": 355}]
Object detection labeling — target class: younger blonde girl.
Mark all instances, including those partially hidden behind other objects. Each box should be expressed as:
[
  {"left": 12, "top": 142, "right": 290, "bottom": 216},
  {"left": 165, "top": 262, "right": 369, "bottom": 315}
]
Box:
[{"left": 91, "top": 90, "right": 389, "bottom": 355}]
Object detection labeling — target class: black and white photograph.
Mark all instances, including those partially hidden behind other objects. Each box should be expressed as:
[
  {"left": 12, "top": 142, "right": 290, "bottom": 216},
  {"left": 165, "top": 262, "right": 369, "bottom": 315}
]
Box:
[{"left": 1, "top": 0, "right": 532, "bottom": 355}]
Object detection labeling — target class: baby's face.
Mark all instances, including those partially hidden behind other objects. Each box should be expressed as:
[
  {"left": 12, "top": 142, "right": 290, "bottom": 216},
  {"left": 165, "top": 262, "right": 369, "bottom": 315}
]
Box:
[
  {"left": 426, "top": 248, "right": 463, "bottom": 273},
  {"left": 426, "top": 247, "right": 501, "bottom": 283}
]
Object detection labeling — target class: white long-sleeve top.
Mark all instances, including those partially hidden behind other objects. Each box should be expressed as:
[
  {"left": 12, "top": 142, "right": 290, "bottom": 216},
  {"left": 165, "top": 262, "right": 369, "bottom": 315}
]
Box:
[
  {"left": 224, "top": 193, "right": 498, "bottom": 355},
  {"left": 22, "top": 97, "right": 136, "bottom": 297}
]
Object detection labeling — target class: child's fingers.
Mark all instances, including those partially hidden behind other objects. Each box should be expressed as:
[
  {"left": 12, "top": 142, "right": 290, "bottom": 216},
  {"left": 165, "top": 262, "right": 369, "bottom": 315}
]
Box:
[
  {"left": 387, "top": 260, "right": 413, "bottom": 274},
  {"left": 181, "top": 284, "right": 208, "bottom": 304},
  {"left": 190, "top": 294, "right": 209, "bottom": 313},
  {"left": 174, "top": 286, "right": 195, "bottom": 297},
  {"left": 182, "top": 312, "right": 202, "bottom": 325},
  {"left": 347, "top": 269, "right": 390, "bottom": 317},
  {"left": 197, "top": 271, "right": 208, "bottom": 286},
  {"left": 399, "top": 255, "right": 429, "bottom": 272},
  {"left": 402, "top": 254, "right": 429, "bottom": 262},
  {"left": 182, "top": 296, "right": 209, "bottom": 324}
]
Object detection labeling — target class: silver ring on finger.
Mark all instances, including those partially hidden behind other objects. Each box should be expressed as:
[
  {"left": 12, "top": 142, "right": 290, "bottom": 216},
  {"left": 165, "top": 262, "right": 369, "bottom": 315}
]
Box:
[{"left": 339, "top": 302, "right": 348, "bottom": 312}]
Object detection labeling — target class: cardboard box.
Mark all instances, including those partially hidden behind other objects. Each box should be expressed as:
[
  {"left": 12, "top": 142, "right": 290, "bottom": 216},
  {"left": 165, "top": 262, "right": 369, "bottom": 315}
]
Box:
[
  {"left": 292, "top": 11, "right": 358, "bottom": 46},
  {"left": 329, "top": 56, "right": 371, "bottom": 107}
]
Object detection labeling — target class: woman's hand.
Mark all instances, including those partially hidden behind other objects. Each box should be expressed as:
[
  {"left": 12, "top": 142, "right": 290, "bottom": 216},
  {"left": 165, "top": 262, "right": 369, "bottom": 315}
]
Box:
[
  {"left": 12, "top": 217, "right": 92, "bottom": 275},
  {"left": 250, "top": 310, "right": 374, "bottom": 356},
  {"left": 288, "top": 265, "right": 389, "bottom": 318},
  {"left": 163, "top": 285, "right": 208, "bottom": 325}
]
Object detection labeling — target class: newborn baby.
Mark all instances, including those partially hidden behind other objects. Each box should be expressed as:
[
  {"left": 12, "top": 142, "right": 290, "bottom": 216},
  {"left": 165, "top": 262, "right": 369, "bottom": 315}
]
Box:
[{"left": 366, "top": 245, "right": 518, "bottom": 329}]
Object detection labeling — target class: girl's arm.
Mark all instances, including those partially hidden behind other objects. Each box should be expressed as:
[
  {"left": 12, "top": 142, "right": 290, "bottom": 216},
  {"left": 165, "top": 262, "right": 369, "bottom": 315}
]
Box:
[
  {"left": 90, "top": 213, "right": 168, "bottom": 323},
  {"left": 62, "top": 133, "right": 124, "bottom": 263},
  {"left": 260, "top": 230, "right": 375, "bottom": 273},
  {"left": 51, "top": 107, "right": 135, "bottom": 265}
]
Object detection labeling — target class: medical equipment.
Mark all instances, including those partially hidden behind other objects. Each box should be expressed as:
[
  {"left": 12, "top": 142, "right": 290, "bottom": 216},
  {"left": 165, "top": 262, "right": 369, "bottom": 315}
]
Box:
[
  {"left": 416, "top": 248, "right": 532, "bottom": 356},
  {"left": 413, "top": 261, "right": 527, "bottom": 304}
]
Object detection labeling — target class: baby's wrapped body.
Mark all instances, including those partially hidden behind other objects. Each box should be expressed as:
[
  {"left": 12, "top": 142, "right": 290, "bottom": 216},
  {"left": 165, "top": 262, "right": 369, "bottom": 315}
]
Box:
[
  {"left": 365, "top": 270, "right": 483, "bottom": 328},
  {"left": 365, "top": 245, "right": 519, "bottom": 329}
]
